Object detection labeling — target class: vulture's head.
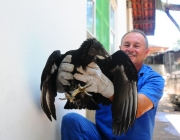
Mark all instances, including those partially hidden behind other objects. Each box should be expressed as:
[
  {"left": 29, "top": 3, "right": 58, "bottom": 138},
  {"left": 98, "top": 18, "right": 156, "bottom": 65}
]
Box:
[{"left": 79, "top": 38, "right": 111, "bottom": 67}]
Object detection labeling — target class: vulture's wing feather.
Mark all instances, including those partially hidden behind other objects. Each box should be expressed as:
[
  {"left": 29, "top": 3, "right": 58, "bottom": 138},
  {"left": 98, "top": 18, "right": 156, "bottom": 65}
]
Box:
[
  {"left": 109, "top": 50, "right": 138, "bottom": 135},
  {"left": 40, "top": 50, "right": 61, "bottom": 121},
  {"left": 111, "top": 66, "right": 137, "bottom": 135}
]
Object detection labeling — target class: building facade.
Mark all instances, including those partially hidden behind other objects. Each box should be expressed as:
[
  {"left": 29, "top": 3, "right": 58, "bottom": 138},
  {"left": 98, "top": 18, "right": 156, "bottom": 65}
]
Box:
[{"left": 0, "top": 0, "right": 129, "bottom": 139}]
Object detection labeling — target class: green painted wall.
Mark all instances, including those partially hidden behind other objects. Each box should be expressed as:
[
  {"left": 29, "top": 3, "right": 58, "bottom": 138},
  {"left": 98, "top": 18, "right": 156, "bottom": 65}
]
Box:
[{"left": 96, "top": 0, "right": 110, "bottom": 51}]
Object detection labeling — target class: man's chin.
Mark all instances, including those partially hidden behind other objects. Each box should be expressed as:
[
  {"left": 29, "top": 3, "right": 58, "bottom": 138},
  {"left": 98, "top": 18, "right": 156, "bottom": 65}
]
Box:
[
  {"left": 131, "top": 59, "right": 138, "bottom": 66},
  {"left": 128, "top": 56, "right": 136, "bottom": 62}
]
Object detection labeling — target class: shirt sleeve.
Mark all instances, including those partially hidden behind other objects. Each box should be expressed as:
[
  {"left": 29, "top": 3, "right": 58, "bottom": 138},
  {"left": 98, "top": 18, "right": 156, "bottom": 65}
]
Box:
[{"left": 138, "top": 72, "right": 165, "bottom": 108}]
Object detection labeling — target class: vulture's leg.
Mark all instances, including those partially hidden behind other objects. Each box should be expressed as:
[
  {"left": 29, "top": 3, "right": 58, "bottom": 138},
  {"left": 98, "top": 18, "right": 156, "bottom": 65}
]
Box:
[
  {"left": 71, "top": 84, "right": 92, "bottom": 97},
  {"left": 59, "top": 92, "right": 75, "bottom": 103}
]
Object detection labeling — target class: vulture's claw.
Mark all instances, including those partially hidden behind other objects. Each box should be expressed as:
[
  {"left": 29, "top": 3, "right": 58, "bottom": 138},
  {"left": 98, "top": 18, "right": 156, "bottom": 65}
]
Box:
[
  {"left": 71, "top": 84, "right": 92, "bottom": 97},
  {"left": 59, "top": 84, "right": 92, "bottom": 102}
]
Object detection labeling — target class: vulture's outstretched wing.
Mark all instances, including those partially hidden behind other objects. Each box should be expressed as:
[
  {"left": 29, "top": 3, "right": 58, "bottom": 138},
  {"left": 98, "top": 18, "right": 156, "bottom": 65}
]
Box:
[
  {"left": 111, "top": 65, "right": 137, "bottom": 135},
  {"left": 40, "top": 50, "right": 61, "bottom": 121},
  {"left": 110, "top": 50, "right": 138, "bottom": 135},
  {"left": 96, "top": 50, "right": 138, "bottom": 135}
]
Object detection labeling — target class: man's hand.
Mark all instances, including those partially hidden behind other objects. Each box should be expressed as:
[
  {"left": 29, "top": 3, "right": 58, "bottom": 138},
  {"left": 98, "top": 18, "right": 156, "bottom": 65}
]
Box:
[
  {"left": 56, "top": 55, "right": 74, "bottom": 93},
  {"left": 74, "top": 62, "right": 114, "bottom": 98}
]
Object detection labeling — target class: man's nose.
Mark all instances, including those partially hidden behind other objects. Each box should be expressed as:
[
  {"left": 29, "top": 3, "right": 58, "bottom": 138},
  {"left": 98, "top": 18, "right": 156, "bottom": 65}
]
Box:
[{"left": 127, "top": 45, "right": 134, "bottom": 52}]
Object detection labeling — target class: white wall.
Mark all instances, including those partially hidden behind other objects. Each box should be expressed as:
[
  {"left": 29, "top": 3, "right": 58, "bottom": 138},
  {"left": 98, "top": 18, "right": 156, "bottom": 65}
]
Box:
[
  {"left": 0, "top": 0, "right": 86, "bottom": 139},
  {"left": 115, "top": 0, "right": 128, "bottom": 51}
]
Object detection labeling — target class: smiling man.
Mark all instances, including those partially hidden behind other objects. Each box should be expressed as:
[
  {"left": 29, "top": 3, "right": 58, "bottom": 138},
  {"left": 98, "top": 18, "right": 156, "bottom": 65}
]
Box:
[
  {"left": 60, "top": 29, "right": 165, "bottom": 140},
  {"left": 120, "top": 29, "right": 149, "bottom": 71},
  {"left": 119, "top": 30, "right": 153, "bottom": 119}
]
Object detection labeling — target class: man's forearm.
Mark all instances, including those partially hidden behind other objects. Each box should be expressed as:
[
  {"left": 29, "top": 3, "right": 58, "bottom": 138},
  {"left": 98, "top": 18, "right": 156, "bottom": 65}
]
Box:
[
  {"left": 109, "top": 93, "right": 153, "bottom": 118},
  {"left": 136, "top": 93, "right": 153, "bottom": 118},
  {"left": 109, "top": 95, "right": 114, "bottom": 101}
]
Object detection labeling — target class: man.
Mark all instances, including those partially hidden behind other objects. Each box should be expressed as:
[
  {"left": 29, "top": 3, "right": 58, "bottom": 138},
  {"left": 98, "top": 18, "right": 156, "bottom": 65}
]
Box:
[{"left": 60, "top": 29, "right": 165, "bottom": 140}]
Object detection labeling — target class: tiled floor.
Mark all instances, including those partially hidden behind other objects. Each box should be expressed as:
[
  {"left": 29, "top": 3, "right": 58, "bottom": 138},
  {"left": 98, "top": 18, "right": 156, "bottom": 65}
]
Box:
[{"left": 153, "top": 91, "right": 180, "bottom": 140}]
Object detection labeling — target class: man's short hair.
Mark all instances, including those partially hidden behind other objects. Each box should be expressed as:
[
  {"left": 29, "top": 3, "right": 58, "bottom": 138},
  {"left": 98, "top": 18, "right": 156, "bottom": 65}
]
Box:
[{"left": 121, "top": 29, "right": 149, "bottom": 49}]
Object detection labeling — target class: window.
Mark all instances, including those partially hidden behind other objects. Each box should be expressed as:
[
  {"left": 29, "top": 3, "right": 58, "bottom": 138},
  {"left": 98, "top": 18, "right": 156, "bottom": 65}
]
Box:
[
  {"left": 87, "top": 0, "right": 95, "bottom": 38},
  {"left": 110, "top": 0, "right": 117, "bottom": 53},
  {"left": 110, "top": 5, "right": 115, "bottom": 53},
  {"left": 86, "top": 0, "right": 117, "bottom": 52}
]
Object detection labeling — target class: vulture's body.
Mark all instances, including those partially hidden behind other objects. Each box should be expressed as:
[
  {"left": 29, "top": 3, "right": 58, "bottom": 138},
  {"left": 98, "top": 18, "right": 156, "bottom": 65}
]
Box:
[
  {"left": 40, "top": 38, "right": 138, "bottom": 135},
  {"left": 40, "top": 38, "right": 110, "bottom": 121}
]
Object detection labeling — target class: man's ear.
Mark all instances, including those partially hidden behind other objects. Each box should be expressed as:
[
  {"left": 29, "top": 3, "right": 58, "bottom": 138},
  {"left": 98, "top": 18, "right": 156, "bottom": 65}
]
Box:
[
  {"left": 145, "top": 48, "right": 150, "bottom": 58},
  {"left": 119, "top": 46, "right": 121, "bottom": 50}
]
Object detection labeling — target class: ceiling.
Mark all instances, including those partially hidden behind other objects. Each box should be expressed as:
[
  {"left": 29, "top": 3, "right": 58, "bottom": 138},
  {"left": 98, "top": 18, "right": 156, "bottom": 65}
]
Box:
[{"left": 131, "top": 0, "right": 156, "bottom": 35}]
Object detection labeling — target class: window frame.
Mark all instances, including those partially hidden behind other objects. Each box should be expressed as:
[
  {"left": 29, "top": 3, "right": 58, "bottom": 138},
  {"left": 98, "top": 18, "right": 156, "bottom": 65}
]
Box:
[{"left": 86, "top": 0, "right": 96, "bottom": 38}]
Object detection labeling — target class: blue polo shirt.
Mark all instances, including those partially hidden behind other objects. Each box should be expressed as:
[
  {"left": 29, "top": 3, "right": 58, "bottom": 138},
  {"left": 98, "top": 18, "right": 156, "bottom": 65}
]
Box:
[{"left": 96, "top": 64, "right": 165, "bottom": 140}]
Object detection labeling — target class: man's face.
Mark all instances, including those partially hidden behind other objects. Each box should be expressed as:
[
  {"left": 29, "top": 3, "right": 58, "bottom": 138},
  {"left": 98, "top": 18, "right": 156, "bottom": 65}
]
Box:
[{"left": 120, "top": 32, "right": 149, "bottom": 70}]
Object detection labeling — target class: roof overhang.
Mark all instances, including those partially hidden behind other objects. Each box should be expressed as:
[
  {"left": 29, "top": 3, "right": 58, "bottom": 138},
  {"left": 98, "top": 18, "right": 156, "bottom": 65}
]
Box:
[{"left": 131, "top": 0, "right": 156, "bottom": 35}]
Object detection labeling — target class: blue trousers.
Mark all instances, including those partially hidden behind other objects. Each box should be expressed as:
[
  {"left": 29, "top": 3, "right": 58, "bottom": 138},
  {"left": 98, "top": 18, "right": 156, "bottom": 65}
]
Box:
[{"left": 61, "top": 113, "right": 107, "bottom": 140}]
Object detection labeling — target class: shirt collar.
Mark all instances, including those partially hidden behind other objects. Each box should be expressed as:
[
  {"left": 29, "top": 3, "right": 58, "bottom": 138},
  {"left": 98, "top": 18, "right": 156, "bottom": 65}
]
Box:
[{"left": 138, "top": 64, "right": 146, "bottom": 77}]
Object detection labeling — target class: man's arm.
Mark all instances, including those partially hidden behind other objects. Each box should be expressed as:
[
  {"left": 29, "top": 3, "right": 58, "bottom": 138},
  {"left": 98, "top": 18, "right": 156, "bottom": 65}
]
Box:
[
  {"left": 109, "top": 94, "right": 153, "bottom": 118},
  {"left": 136, "top": 94, "right": 153, "bottom": 118}
]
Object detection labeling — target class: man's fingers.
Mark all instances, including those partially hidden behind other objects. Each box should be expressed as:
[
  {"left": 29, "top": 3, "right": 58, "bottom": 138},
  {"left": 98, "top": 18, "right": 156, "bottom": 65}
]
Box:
[
  {"left": 77, "top": 66, "right": 97, "bottom": 75},
  {"left": 86, "top": 85, "right": 98, "bottom": 93},
  {"left": 60, "top": 79, "right": 70, "bottom": 86},
  {"left": 58, "top": 71, "right": 73, "bottom": 85},
  {"left": 87, "top": 62, "right": 99, "bottom": 69},
  {"left": 74, "top": 73, "right": 98, "bottom": 93},
  {"left": 61, "top": 71, "right": 73, "bottom": 79},
  {"left": 62, "top": 55, "right": 72, "bottom": 63},
  {"left": 74, "top": 73, "right": 87, "bottom": 83},
  {"left": 59, "top": 63, "right": 74, "bottom": 72},
  {"left": 74, "top": 73, "right": 90, "bottom": 83}
]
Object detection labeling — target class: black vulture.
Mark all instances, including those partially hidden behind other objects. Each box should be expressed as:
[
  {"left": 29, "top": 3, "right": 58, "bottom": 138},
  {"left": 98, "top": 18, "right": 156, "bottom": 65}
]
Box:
[
  {"left": 40, "top": 38, "right": 110, "bottom": 121},
  {"left": 40, "top": 38, "right": 138, "bottom": 136}
]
